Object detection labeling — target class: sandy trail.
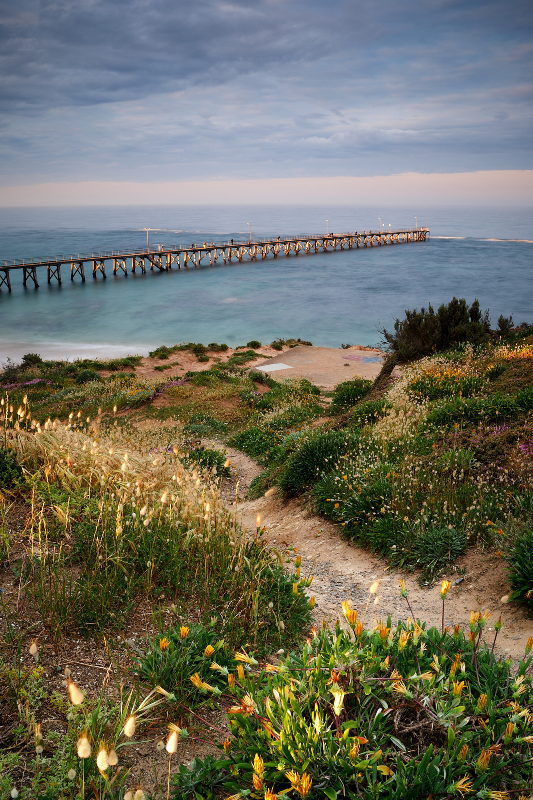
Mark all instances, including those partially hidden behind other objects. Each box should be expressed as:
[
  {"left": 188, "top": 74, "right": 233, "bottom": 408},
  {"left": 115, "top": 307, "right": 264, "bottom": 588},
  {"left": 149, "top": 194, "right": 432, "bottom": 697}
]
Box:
[{"left": 213, "top": 441, "right": 533, "bottom": 662}]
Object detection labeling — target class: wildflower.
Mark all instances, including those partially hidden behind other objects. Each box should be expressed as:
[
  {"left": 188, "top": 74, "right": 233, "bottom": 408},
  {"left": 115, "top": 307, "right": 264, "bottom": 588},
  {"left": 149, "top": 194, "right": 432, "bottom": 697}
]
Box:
[
  {"left": 237, "top": 664, "right": 245, "bottom": 680},
  {"left": 252, "top": 753, "right": 264, "bottom": 776},
  {"left": 29, "top": 640, "right": 39, "bottom": 660},
  {"left": 458, "top": 744, "right": 468, "bottom": 762},
  {"left": 476, "top": 748, "right": 492, "bottom": 772},
  {"left": 399, "top": 579, "right": 408, "bottom": 598},
  {"left": 68, "top": 679, "right": 84, "bottom": 706},
  {"left": 179, "top": 626, "right": 189, "bottom": 639},
  {"left": 297, "top": 774, "right": 312, "bottom": 798},
  {"left": 369, "top": 580, "right": 380, "bottom": 594},
  {"left": 123, "top": 715, "right": 136, "bottom": 738},
  {"left": 133, "top": 791, "right": 145, "bottom": 800},
  {"left": 228, "top": 673, "right": 236, "bottom": 688},
  {"left": 453, "top": 775, "right": 474, "bottom": 796},
  {"left": 204, "top": 645, "right": 215, "bottom": 658},
  {"left": 223, "top": 739, "right": 231, "bottom": 753},
  {"left": 235, "top": 651, "right": 258, "bottom": 665},
  {"left": 308, "top": 596, "right": 315, "bottom": 609},
  {"left": 392, "top": 680, "right": 408, "bottom": 695},
  {"left": 441, "top": 580, "right": 452, "bottom": 598},
  {"left": 526, "top": 637, "right": 533, "bottom": 654},
  {"left": 96, "top": 746, "right": 109, "bottom": 771},
  {"left": 350, "top": 741, "right": 360, "bottom": 761},
  {"left": 159, "top": 638, "right": 170, "bottom": 651},
  {"left": 398, "top": 630, "right": 410, "bottom": 650},
  {"left": 333, "top": 690, "right": 345, "bottom": 716},
  {"left": 354, "top": 621, "right": 364, "bottom": 637},
  {"left": 67, "top": 769, "right": 76, "bottom": 780},
  {"left": 341, "top": 601, "right": 358, "bottom": 626},
  {"left": 256, "top": 514, "right": 262, "bottom": 528},
  {"left": 453, "top": 681, "right": 465, "bottom": 697},
  {"left": 252, "top": 774, "right": 263, "bottom": 791},
  {"left": 108, "top": 749, "right": 118, "bottom": 766},
  {"left": 264, "top": 789, "right": 277, "bottom": 800},
  {"left": 292, "top": 583, "right": 298, "bottom": 595},
  {"left": 190, "top": 673, "right": 204, "bottom": 689},
  {"left": 504, "top": 721, "right": 514, "bottom": 742},
  {"left": 476, "top": 694, "right": 488, "bottom": 712},
  {"left": 77, "top": 734, "right": 92, "bottom": 758},
  {"left": 10, "top": 791, "right": 18, "bottom": 799}
]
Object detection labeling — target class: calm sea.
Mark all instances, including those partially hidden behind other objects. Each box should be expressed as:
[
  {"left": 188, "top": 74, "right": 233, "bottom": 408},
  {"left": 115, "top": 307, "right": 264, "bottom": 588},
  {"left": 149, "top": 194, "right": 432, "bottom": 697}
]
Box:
[{"left": 0, "top": 204, "right": 531, "bottom": 362}]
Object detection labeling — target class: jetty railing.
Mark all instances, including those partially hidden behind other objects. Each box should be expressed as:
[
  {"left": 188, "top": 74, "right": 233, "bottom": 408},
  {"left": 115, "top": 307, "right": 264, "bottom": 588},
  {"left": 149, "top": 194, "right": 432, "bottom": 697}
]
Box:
[{"left": 0, "top": 228, "right": 429, "bottom": 291}]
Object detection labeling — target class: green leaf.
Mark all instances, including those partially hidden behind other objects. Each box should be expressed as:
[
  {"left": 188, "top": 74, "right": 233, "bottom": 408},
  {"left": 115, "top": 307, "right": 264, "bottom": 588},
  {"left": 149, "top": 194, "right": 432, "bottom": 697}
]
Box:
[{"left": 323, "top": 789, "right": 338, "bottom": 800}]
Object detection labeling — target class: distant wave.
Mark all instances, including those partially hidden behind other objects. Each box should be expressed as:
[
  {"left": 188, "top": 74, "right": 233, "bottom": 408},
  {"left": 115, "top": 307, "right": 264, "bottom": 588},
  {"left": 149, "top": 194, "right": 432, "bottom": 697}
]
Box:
[{"left": 432, "top": 236, "right": 532, "bottom": 243}]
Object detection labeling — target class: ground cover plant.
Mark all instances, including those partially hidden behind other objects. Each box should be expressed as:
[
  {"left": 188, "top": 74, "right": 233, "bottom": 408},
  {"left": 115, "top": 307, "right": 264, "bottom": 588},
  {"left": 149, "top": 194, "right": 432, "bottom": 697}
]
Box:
[{"left": 169, "top": 587, "right": 533, "bottom": 798}]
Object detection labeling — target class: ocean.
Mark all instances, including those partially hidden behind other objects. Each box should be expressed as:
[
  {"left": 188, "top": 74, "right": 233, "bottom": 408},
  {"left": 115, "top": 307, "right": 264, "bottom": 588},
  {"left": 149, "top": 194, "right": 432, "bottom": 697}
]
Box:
[{"left": 0, "top": 204, "right": 531, "bottom": 362}]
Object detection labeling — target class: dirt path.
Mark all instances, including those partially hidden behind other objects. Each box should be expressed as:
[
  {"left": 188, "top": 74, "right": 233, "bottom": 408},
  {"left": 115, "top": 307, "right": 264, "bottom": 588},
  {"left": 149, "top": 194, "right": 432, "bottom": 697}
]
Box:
[{"left": 212, "top": 441, "right": 533, "bottom": 662}]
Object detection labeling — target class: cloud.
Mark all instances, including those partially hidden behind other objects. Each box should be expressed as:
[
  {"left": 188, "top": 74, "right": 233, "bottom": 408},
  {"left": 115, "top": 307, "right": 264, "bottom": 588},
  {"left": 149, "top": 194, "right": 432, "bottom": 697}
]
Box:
[{"left": 0, "top": 0, "right": 532, "bottom": 183}]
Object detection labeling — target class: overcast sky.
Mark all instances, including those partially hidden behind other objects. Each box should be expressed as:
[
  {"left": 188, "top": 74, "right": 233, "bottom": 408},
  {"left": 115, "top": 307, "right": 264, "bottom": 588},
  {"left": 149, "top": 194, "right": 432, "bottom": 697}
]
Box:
[{"left": 1, "top": 0, "right": 532, "bottom": 192}]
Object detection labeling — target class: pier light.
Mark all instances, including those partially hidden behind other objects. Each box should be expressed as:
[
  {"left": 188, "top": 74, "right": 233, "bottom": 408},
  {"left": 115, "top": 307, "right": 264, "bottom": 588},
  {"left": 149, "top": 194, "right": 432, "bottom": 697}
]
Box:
[
  {"left": 247, "top": 223, "right": 251, "bottom": 244},
  {"left": 415, "top": 217, "right": 418, "bottom": 230},
  {"left": 378, "top": 217, "right": 382, "bottom": 231},
  {"left": 142, "top": 228, "right": 153, "bottom": 250},
  {"left": 326, "top": 219, "right": 329, "bottom": 235}
]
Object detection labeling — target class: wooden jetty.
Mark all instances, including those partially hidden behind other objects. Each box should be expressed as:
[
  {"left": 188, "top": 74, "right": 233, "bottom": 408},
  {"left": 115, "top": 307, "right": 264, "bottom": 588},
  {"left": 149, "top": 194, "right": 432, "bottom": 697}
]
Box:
[{"left": 0, "top": 228, "right": 429, "bottom": 291}]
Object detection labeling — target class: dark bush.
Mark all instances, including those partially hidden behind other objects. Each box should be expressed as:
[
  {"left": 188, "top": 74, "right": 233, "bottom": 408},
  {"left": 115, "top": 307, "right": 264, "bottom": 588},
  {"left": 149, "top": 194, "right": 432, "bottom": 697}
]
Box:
[
  {"left": 279, "top": 430, "right": 360, "bottom": 495},
  {"left": 207, "top": 342, "right": 229, "bottom": 352},
  {"left": 149, "top": 345, "right": 173, "bottom": 359},
  {"left": 330, "top": 378, "right": 372, "bottom": 413},
  {"left": 74, "top": 369, "right": 101, "bottom": 384},
  {"left": 0, "top": 448, "right": 23, "bottom": 488},
  {"left": 21, "top": 353, "right": 43, "bottom": 368},
  {"left": 184, "top": 448, "right": 230, "bottom": 477},
  {"left": 507, "top": 527, "right": 533, "bottom": 611},
  {"left": 246, "top": 340, "right": 261, "bottom": 349},
  {"left": 498, "top": 314, "right": 514, "bottom": 336},
  {"left": 426, "top": 393, "right": 520, "bottom": 427},
  {"left": 381, "top": 297, "right": 491, "bottom": 362}
]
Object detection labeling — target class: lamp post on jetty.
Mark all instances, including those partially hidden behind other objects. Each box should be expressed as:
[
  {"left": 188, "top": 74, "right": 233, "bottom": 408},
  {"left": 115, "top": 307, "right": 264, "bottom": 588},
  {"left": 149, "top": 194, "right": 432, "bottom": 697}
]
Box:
[
  {"left": 326, "top": 219, "right": 329, "bottom": 235},
  {"left": 378, "top": 217, "right": 382, "bottom": 231},
  {"left": 142, "top": 228, "right": 153, "bottom": 250},
  {"left": 247, "top": 223, "right": 251, "bottom": 244},
  {"left": 415, "top": 217, "right": 418, "bottom": 231}
]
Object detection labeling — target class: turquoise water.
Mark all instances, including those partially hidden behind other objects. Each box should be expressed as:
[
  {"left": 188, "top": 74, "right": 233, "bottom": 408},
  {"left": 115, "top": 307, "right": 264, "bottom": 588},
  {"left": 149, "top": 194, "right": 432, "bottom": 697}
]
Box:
[{"left": 0, "top": 205, "right": 531, "bottom": 361}]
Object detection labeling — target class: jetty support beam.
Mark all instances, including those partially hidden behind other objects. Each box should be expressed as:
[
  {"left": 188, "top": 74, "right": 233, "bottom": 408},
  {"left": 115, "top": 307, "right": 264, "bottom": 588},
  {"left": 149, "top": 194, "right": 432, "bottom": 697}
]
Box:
[
  {"left": 23, "top": 266, "right": 39, "bottom": 287},
  {"left": 92, "top": 259, "right": 106, "bottom": 279},
  {"left": 0, "top": 269, "right": 11, "bottom": 291},
  {"left": 71, "top": 261, "right": 85, "bottom": 281},
  {"left": 47, "top": 264, "right": 61, "bottom": 284}
]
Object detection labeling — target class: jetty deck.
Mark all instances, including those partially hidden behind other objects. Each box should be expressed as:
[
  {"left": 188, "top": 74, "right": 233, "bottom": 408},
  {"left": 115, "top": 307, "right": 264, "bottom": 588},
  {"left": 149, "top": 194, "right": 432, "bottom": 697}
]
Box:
[{"left": 0, "top": 228, "right": 429, "bottom": 291}]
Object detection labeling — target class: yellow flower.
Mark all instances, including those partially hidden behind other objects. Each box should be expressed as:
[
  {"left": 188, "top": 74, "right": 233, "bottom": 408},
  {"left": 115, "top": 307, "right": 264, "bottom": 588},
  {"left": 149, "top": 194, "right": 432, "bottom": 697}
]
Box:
[
  {"left": 159, "top": 638, "right": 170, "bottom": 651},
  {"left": 458, "top": 744, "right": 469, "bottom": 762},
  {"left": 392, "top": 680, "right": 408, "bottom": 695},
  {"left": 476, "top": 694, "right": 488, "bottom": 712},
  {"left": 354, "top": 621, "right": 364, "bottom": 637},
  {"left": 235, "top": 651, "right": 258, "bottom": 665},
  {"left": 237, "top": 664, "right": 245, "bottom": 680},
  {"left": 454, "top": 775, "right": 474, "bottom": 797},
  {"left": 204, "top": 645, "right": 215, "bottom": 658},
  {"left": 264, "top": 790, "right": 277, "bottom": 800},
  {"left": 453, "top": 680, "right": 465, "bottom": 697},
  {"left": 399, "top": 579, "right": 408, "bottom": 598},
  {"left": 476, "top": 748, "right": 492, "bottom": 771},
  {"left": 504, "top": 721, "right": 514, "bottom": 742},
  {"left": 349, "top": 741, "right": 360, "bottom": 761},
  {"left": 297, "top": 774, "right": 312, "bottom": 798},
  {"left": 252, "top": 774, "right": 263, "bottom": 791},
  {"left": 369, "top": 581, "right": 380, "bottom": 594},
  {"left": 341, "top": 601, "right": 358, "bottom": 626},
  {"left": 440, "top": 580, "right": 452, "bottom": 599},
  {"left": 252, "top": 753, "right": 264, "bottom": 776},
  {"left": 526, "top": 637, "right": 533, "bottom": 654},
  {"left": 228, "top": 673, "right": 236, "bottom": 688},
  {"left": 223, "top": 739, "right": 231, "bottom": 753},
  {"left": 398, "top": 630, "right": 410, "bottom": 650},
  {"left": 123, "top": 715, "right": 136, "bottom": 738},
  {"left": 293, "top": 583, "right": 299, "bottom": 595},
  {"left": 190, "top": 673, "right": 204, "bottom": 689},
  {"left": 179, "top": 626, "right": 189, "bottom": 639},
  {"left": 333, "top": 690, "right": 345, "bottom": 717}
]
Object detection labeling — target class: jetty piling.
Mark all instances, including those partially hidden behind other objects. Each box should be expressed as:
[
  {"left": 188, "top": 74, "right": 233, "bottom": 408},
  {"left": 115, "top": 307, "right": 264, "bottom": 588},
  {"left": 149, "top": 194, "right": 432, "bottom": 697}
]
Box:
[{"left": 0, "top": 228, "right": 429, "bottom": 291}]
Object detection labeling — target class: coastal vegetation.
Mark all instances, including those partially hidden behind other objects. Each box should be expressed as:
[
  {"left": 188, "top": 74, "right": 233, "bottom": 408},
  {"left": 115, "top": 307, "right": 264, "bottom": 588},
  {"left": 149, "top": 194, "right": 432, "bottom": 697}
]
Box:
[{"left": 1, "top": 304, "right": 533, "bottom": 797}]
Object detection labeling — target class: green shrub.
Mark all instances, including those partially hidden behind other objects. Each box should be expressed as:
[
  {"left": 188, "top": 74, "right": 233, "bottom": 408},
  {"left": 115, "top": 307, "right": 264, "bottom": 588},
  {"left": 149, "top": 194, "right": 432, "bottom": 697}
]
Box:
[
  {"left": 183, "top": 448, "right": 231, "bottom": 477},
  {"left": 171, "top": 755, "right": 226, "bottom": 799},
  {"left": 149, "top": 344, "right": 174, "bottom": 359},
  {"left": 0, "top": 448, "right": 22, "bottom": 488},
  {"left": 247, "top": 340, "right": 261, "bottom": 348},
  {"left": 197, "top": 354, "right": 210, "bottom": 362},
  {"left": 279, "top": 430, "right": 360, "bottom": 495},
  {"left": 271, "top": 341, "right": 283, "bottom": 351},
  {"left": 188, "top": 615, "right": 533, "bottom": 798},
  {"left": 330, "top": 378, "right": 372, "bottom": 412},
  {"left": 507, "top": 527, "right": 533, "bottom": 610},
  {"left": 348, "top": 398, "right": 392, "bottom": 427},
  {"left": 407, "top": 372, "right": 486, "bottom": 402},
  {"left": 21, "top": 352, "right": 43, "bottom": 368},
  {"left": 208, "top": 342, "right": 229, "bottom": 352},
  {"left": 135, "top": 620, "right": 234, "bottom": 706},
  {"left": 74, "top": 368, "right": 101, "bottom": 384},
  {"left": 517, "top": 386, "right": 533, "bottom": 412},
  {"left": 381, "top": 297, "right": 490, "bottom": 362},
  {"left": 389, "top": 525, "right": 468, "bottom": 585},
  {"left": 485, "top": 363, "right": 506, "bottom": 381},
  {"left": 426, "top": 393, "right": 520, "bottom": 427}
]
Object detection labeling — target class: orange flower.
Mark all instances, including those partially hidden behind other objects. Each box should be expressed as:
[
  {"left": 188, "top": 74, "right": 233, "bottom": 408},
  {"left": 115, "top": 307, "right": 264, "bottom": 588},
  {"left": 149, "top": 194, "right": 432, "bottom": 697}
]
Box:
[{"left": 159, "top": 638, "right": 170, "bottom": 651}]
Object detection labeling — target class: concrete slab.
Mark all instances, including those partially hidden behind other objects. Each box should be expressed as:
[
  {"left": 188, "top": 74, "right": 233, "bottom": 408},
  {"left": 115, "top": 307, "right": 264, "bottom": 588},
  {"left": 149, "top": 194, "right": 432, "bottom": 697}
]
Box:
[
  {"left": 252, "top": 345, "right": 387, "bottom": 390},
  {"left": 257, "top": 362, "right": 292, "bottom": 372}
]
